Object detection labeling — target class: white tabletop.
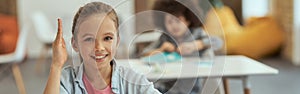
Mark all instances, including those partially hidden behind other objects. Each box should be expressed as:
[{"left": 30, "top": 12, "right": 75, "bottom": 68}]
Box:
[{"left": 115, "top": 55, "right": 278, "bottom": 80}]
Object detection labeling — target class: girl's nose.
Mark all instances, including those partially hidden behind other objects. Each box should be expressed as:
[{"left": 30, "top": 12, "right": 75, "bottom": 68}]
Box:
[{"left": 94, "top": 40, "right": 105, "bottom": 51}]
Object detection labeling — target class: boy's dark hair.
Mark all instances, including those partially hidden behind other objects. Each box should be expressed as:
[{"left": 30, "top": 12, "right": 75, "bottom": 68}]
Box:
[{"left": 152, "top": 0, "right": 203, "bottom": 30}]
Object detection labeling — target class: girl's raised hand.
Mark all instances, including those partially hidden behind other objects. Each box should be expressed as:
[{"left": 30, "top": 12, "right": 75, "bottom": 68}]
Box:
[{"left": 52, "top": 18, "right": 67, "bottom": 68}]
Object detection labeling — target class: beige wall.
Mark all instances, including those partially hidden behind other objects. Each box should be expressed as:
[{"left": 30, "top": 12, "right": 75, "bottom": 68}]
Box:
[{"left": 17, "top": 0, "right": 134, "bottom": 58}]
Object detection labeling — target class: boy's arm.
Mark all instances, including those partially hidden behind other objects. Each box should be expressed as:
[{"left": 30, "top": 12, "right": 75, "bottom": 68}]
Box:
[
  {"left": 194, "top": 40, "right": 206, "bottom": 51},
  {"left": 177, "top": 40, "right": 206, "bottom": 55},
  {"left": 192, "top": 28, "right": 224, "bottom": 51},
  {"left": 142, "top": 42, "right": 175, "bottom": 56},
  {"left": 178, "top": 37, "right": 222, "bottom": 55},
  {"left": 194, "top": 36, "right": 223, "bottom": 51}
]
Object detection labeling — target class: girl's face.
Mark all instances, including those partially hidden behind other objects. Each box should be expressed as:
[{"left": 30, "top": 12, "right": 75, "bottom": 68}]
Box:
[
  {"left": 73, "top": 14, "right": 119, "bottom": 69},
  {"left": 164, "top": 14, "right": 190, "bottom": 38}
]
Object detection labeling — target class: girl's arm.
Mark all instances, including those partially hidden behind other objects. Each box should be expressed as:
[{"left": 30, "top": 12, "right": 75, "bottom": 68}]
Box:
[
  {"left": 44, "top": 19, "right": 67, "bottom": 94},
  {"left": 44, "top": 64, "right": 63, "bottom": 94}
]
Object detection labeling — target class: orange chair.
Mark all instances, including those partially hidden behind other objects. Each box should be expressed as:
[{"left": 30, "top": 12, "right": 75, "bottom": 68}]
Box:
[
  {"left": 0, "top": 14, "right": 28, "bottom": 94},
  {"left": 205, "top": 6, "right": 285, "bottom": 59}
]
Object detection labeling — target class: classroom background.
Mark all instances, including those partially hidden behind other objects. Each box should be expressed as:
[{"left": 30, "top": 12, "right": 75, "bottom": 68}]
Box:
[{"left": 0, "top": 0, "right": 299, "bottom": 94}]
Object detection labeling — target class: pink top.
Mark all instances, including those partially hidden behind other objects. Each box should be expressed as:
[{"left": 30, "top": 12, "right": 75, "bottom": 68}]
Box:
[{"left": 82, "top": 73, "right": 113, "bottom": 94}]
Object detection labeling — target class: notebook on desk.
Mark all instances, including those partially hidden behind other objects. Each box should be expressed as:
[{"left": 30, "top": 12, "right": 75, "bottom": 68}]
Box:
[
  {"left": 141, "top": 52, "right": 213, "bottom": 66},
  {"left": 140, "top": 52, "right": 182, "bottom": 64}
]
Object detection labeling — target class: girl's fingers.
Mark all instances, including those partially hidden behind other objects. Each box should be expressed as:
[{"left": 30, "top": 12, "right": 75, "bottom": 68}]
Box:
[
  {"left": 56, "top": 18, "right": 63, "bottom": 40},
  {"left": 61, "top": 38, "right": 66, "bottom": 48},
  {"left": 54, "top": 18, "right": 66, "bottom": 48}
]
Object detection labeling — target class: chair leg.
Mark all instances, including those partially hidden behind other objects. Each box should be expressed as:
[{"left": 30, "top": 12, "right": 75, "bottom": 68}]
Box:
[
  {"left": 36, "top": 45, "right": 47, "bottom": 74},
  {"left": 12, "top": 63, "right": 26, "bottom": 94}
]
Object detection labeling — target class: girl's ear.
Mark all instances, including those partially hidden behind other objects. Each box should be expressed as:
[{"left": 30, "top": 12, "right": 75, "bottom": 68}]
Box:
[{"left": 72, "top": 37, "right": 79, "bottom": 52}]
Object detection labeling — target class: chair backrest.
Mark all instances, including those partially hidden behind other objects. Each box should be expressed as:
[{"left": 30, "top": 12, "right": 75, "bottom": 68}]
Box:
[
  {"left": 31, "top": 11, "right": 56, "bottom": 43},
  {"left": 0, "top": 25, "right": 28, "bottom": 63},
  {"left": 14, "top": 25, "right": 29, "bottom": 62},
  {"left": 0, "top": 14, "right": 18, "bottom": 54}
]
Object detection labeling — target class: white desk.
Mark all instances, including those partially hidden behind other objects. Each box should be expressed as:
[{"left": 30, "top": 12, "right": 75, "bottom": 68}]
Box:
[{"left": 116, "top": 55, "right": 278, "bottom": 94}]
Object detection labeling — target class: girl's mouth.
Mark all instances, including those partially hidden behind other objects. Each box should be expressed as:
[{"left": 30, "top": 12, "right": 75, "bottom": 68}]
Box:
[{"left": 91, "top": 54, "right": 108, "bottom": 63}]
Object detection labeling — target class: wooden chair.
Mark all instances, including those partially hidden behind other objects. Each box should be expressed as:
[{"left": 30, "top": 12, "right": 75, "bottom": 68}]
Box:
[{"left": 0, "top": 25, "right": 29, "bottom": 94}]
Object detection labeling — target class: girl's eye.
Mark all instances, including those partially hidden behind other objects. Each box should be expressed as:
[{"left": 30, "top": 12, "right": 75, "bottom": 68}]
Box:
[
  {"left": 84, "top": 37, "right": 94, "bottom": 42},
  {"left": 104, "top": 36, "right": 113, "bottom": 41}
]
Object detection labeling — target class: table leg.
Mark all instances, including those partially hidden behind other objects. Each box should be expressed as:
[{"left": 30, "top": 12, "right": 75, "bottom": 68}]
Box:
[
  {"left": 202, "top": 77, "right": 225, "bottom": 94},
  {"left": 223, "top": 78, "right": 230, "bottom": 94},
  {"left": 242, "top": 76, "right": 251, "bottom": 94}
]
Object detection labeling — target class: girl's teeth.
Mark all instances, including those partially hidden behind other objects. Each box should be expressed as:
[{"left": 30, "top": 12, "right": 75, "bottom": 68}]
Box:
[{"left": 96, "top": 56, "right": 105, "bottom": 59}]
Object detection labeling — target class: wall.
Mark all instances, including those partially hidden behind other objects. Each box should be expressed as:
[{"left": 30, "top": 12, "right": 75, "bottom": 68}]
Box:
[
  {"left": 242, "top": 0, "right": 270, "bottom": 21},
  {"left": 293, "top": 0, "right": 300, "bottom": 64},
  {"left": 16, "top": 0, "right": 134, "bottom": 58}
]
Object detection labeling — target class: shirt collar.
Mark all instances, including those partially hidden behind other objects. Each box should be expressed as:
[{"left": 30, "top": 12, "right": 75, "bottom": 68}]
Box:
[{"left": 74, "top": 59, "right": 120, "bottom": 94}]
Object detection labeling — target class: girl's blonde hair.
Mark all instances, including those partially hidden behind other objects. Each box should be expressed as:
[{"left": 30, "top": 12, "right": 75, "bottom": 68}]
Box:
[{"left": 72, "top": 2, "right": 119, "bottom": 40}]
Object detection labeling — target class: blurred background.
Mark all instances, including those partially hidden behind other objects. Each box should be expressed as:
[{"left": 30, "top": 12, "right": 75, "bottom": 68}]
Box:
[{"left": 0, "top": 0, "right": 300, "bottom": 94}]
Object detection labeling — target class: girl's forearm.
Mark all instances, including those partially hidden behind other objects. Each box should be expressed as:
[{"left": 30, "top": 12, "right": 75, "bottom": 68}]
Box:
[{"left": 43, "top": 63, "right": 62, "bottom": 94}]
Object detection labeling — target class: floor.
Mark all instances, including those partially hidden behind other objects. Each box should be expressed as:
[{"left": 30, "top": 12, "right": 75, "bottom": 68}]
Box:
[{"left": 0, "top": 56, "right": 299, "bottom": 94}]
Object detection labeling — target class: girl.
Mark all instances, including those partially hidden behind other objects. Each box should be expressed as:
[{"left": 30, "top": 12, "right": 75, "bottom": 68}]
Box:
[
  {"left": 142, "top": 0, "right": 211, "bottom": 93},
  {"left": 44, "top": 2, "right": 161, "bottom": 94}
]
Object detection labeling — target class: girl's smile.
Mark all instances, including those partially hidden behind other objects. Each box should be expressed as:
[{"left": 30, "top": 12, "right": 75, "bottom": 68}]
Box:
[{"left": 91, "top": 53, "right": 109, "bottom": 63}]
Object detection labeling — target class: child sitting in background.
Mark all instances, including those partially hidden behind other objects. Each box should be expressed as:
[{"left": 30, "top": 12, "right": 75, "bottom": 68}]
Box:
[
  {"left": 142, "top": 0, "right": 211, "bottom": 93},
  {"left": 143, "top": 0, "right": 210, "bottom": 57}
]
